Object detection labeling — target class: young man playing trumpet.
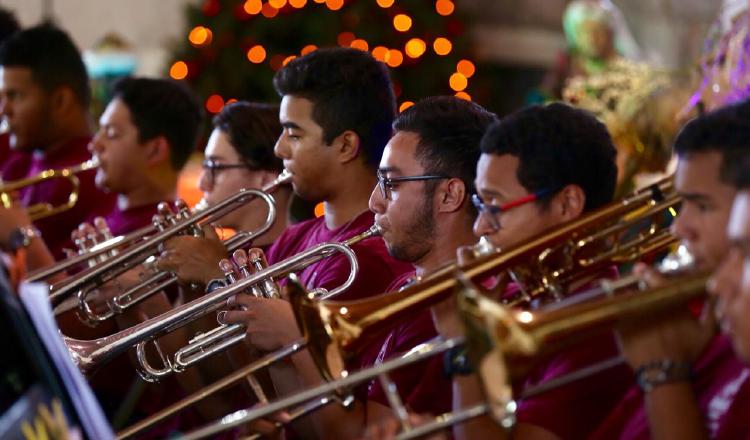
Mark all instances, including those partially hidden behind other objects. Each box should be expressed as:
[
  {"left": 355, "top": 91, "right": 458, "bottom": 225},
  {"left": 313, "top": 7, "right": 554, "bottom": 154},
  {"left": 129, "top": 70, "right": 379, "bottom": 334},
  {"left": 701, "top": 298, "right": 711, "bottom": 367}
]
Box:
[
  {"left": 0, "top": 24, "right": 116, "bottom": 258},
  {"left": 591, "top": 100, "right": 750, "bottom": 439},
  {"left": 155, "top": 101, "right": 292, "bottom": 289},
  {"left": 387, "top": 103, "right": 632, "bottom": 440}
]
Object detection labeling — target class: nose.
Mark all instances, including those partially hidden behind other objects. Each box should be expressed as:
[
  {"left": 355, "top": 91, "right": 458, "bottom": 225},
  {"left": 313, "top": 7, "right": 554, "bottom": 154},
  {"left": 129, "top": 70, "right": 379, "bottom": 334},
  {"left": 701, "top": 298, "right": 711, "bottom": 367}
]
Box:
[
  {"left": 473, "top": 211, "right": 496, "bottom": 238},
  {"left": 368, "top": 184, "right": 385, "bottom": 214},
  {"left": 274, "top": 134, "right": 290, "bottom": 160},
  {"left": 198, "top": 168, "right": 211, "bottom": 193},
  {"left": 670, "top": 207, "right": 696, "bottom": 243},
  {"left": 89, "top": 129, "right": 105, "bottom": 155},
  {"left": 708, "top": 250, "right": 741, "bottom": 308}
]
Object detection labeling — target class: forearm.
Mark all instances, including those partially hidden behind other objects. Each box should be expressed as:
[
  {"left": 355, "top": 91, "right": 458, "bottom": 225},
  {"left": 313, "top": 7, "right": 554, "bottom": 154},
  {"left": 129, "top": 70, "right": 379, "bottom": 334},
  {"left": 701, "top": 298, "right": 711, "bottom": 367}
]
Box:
[
  {"left": 644, "top": 383, "right": 708, "bottom": 440},
  {"left": 452, "top": 375, "right": 508, "bottom": 440}
]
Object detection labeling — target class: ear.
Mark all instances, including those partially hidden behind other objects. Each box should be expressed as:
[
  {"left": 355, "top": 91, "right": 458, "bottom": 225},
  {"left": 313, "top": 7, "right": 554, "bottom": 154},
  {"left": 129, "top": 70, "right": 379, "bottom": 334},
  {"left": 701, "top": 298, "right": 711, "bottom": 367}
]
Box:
[
  {"left": 50, "top": 86, "right": 76, "bottom": 115},
  {"left": 332, "top": 130, "right": 361, "bottom": 164},
  {"left": 551, "top": 184, "right": 586, "bottom": 221},
  {"left": 144, "top": 135, "right": 171, "bottom": 168},
  {"left": 436, "top": 178, "right": 467, "bottom": 214}
]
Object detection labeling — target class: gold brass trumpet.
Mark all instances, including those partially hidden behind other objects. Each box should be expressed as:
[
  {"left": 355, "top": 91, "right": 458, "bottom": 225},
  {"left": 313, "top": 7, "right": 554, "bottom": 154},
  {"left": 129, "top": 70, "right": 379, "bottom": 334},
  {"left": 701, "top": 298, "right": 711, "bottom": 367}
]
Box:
[
  {"left": 0, "top": 157, "right": 99, "bottom": 221},
  {"left": 63, "top": 224, "right": 380, "bottom": 382},
  {"left": 46, "top": 170, "right": 292, "bottom": 322}
]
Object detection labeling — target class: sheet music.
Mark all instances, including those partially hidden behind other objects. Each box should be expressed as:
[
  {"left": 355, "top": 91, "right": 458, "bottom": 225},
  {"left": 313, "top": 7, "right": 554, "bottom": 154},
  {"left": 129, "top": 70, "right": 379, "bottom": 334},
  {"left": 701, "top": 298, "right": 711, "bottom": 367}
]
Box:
[{"left": 19, "top": 281, "right": 114, "bottom": 440}]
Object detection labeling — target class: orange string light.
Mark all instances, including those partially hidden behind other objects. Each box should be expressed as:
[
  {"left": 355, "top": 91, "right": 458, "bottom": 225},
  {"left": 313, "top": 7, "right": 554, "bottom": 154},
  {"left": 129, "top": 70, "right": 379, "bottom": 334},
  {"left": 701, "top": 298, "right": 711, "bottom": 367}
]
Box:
[
  {"left": 457, "top": 59, "right": 476, "bottom": 78},
  {"left": 435, "top": 0, "right": 454, "bottom": 16},
  {"left": 405, "top": 38, "right": 426, "bottom": 58},
  {"left": 246, "top": 45, "right": 267, "bottom": 63},
  {"left": 393, "top": 14, "right": 412, "bottom": 32},
  {"left": 350, "top": 39, "right": 369, "bottom": 51},
  {"left": 449, "top": 72, "right": 468, "bottom": 91},
  {"left": 386, "top": 49, "right": 403, "bottom": 67},
  {"left": 243, "top": 0, "right": 262, "bottom": 15},
  {"left": 454, "top": 91, "right": 471, "bottom": 101},
  {"left": 372, "top": 46, "right": 389, "bottom": 62},
  {"left": 169, "top": 61, "right": 188, "bottom": 80},
  {"left": 433, "top": 37, "right": 452, "bottom": 55},
  {"left": 326, "top": 0, "right": 344, "bottom": 11},
  {"left": 206, "top": 94, "right": 225, "bottom": 114},
  {"left": 269, "top": 0, "right": 287, "bottom": 8},
  {"left": 376, "top": 0, "right": 394, "bottom": 7},
  {"left": 289, "top": 0, "right": 307, "bottom": 7},
  {"left": 399, "top": 101, "right": 414, "bottom": 112},
  {"left": 301, "top": 44, "right": 318, "bottom": 55}
]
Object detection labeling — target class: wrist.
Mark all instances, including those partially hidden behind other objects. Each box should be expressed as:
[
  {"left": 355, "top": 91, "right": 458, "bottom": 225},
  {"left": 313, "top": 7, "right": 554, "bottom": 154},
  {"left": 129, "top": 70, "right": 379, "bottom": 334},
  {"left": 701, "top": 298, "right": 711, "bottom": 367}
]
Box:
[
  {"left": 5, "top": 225, "right": 41, "bottom": 252},
  {"left": 635, "top": 359, "right": 692, "bottom": 392}
]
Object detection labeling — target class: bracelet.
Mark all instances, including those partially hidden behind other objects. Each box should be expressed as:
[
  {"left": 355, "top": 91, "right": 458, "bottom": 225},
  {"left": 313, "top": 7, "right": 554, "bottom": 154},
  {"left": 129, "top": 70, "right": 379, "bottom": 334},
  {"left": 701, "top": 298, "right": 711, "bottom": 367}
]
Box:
[
  {"left": 443, "top": 345, "right": 473, "bottom": 378},
  {"left": 635, "top": 359, "right": 692, "bottom": 392},
  {"left": 7, "top": 225, "right": 41, "bottom": 252}
]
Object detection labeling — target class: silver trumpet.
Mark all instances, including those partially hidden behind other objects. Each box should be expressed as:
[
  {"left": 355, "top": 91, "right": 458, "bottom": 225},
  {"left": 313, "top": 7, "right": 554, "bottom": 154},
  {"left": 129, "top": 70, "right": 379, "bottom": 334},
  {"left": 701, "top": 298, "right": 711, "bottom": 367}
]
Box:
[
  {"left": 48, "top": 170, "right": 292, "bottom": 324},
  {"left": 64, "top": 224, "right": 381, "bottom": 383}
]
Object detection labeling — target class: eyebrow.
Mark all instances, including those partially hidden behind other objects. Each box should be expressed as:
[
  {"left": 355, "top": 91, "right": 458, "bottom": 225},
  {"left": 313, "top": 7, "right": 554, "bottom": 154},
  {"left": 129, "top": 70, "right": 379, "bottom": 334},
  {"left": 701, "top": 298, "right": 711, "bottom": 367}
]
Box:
[
  {"left": 475, "top": 185, "right": 507, "bottom": 200},
  {"left": 205, "top": 154, "right": 226, "bottom": 161},
  {"left": 281, "top": 121, "right": 302, "bottom": 130},
  {"left": 679, "top": 192, "right": 712, "bottom": 202},
  {"left": 378, "top": 166, "right": 400, "bottom": 174}
]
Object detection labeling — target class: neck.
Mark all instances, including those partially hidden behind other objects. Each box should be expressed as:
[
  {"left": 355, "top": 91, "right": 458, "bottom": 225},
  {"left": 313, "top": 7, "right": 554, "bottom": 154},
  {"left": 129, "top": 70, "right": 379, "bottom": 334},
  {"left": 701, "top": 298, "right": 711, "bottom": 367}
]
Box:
[
  {"left": 41, "top": 113, "right": 92, "bottom": 157},
  {"left": 118, "top": 169, "right": 178, "bottom": 211},
  {"left": 323, "top": 164, "right": 378, "bottom": 229},
  {"left": 239, "top": 189, "right": 292, "bottom": 247},
  {"left": 414, "top": 216, "right": 477, "bottom": 278}
]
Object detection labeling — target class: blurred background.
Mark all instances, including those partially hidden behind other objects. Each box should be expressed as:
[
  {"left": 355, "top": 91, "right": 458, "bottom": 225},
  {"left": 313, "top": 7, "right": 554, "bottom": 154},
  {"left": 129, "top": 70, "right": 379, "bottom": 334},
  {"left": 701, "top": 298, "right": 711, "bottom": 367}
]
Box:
[{"left": 0, "top": 0, "right": 730, "bottom": 204}]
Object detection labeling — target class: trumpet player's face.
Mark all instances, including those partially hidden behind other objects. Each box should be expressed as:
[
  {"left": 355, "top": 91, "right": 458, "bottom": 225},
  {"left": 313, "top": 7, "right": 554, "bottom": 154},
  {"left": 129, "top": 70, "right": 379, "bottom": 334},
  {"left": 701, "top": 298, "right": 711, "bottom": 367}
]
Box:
[
  {"left": 89, "top": 99, "right": 149, "bottom": 193},
  {"left": 369, "top": 131, "right": 436, "bottom": 263},
  {"left": 274, "top": 95, "right": 336, "bottom": 202},
  {"left": 671, "top": 152, "right": 735, "bottom": 272},
  {"left": 0, "top": 67, "right": 54, "bottom": 152},
  {"left": 199, "top": 128, "right": 265, "bottom": 229},
  {"left": 710, "top": 190, "right": 750, "bottom": 361}
]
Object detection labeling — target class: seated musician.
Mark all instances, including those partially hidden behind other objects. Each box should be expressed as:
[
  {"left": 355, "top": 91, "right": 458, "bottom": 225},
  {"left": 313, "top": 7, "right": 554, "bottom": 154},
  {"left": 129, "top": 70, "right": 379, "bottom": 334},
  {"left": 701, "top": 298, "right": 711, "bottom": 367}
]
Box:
[
  {"left": 0, "top": 24, "right": 116, "bottom": 258},
  {"left": 214, "top": 47, "right": 416, "bottom": 435},
  {"left": 592, "top": 100, "right": 750, "bottom": 439},
  {"left": 155, "top": 101, "right": 292, "bottom": 289},
  {"left": 415, "top": 103, "right": 632, "bottom": 440}
]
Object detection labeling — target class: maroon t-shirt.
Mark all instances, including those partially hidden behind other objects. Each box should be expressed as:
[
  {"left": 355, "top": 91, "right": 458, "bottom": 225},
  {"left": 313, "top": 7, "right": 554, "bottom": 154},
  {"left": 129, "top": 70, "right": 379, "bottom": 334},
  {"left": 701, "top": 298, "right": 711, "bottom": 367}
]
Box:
[
  {"left": 265, "top": 211, "right": 413, "bottom": 301},
  {"left": 357, "top": 271, "right": 453, "bottom": 420},
  {"left": 6, "top": 137, "right": 116, "bottom": 259},
  {"left": 103, "top": 202, "right": 159, "bottom": 237},
  {"left": 498, "top": 268, "right": 632, "bottom": 439},
  {"left": 590, "top": 334, "right": 750, "bottom": 440}
]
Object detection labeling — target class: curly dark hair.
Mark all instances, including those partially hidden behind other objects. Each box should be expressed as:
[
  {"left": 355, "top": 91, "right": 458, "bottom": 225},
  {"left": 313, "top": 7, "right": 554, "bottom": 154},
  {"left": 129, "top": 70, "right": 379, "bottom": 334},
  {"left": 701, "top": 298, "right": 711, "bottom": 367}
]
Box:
[
  {"left": 212, "top": 102, "right": 283, "bottom": 172},
  {"left": 112, "top": 77, "right": 203, "bottom": 171},
  {"left": 480, "top": 102, "right": 617, "bottom": 211},
  {"left": 273, "top": 47, "right": 396, "bottom": 168}
]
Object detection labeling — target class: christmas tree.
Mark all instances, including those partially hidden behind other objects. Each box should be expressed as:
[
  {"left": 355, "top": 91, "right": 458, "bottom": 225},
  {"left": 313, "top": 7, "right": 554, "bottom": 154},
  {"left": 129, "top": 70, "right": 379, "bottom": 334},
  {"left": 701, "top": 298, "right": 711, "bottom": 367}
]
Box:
[{"left": 169, "top": 0, "right": 477, "bottom": 117}]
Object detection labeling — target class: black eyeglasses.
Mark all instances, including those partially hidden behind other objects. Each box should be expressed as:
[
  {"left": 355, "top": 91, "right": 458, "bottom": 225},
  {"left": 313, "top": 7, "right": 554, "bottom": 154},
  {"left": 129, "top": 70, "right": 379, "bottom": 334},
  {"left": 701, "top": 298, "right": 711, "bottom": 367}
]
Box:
[
  {"left": 376, "top": 170, "right": 449, "bottom": 200},
  {"left": 202, "top": 159, "right": 253, "bottom": 186},
  {"left": 471, "top": 188, "right": 554, "bottom": 231}
]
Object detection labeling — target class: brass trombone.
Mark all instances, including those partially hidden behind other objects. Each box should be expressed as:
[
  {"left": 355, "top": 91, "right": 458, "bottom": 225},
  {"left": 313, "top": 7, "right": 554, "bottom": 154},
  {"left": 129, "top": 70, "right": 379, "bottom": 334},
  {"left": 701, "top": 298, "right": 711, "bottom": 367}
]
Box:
[
  {"left": 179, "top": 271, "right": 709, "bottom": 440},
  {"left": 118, "top": 178, "right": 681, "bottom": 438},
  {"left": 0, "top": 157, "right": 99, "bottom": 221},
  {"left": 63, "top": 224, "right": 380, "bottom": 382},
  {"left": 46, "top": 170, "right": 292, "bottom": 323}
]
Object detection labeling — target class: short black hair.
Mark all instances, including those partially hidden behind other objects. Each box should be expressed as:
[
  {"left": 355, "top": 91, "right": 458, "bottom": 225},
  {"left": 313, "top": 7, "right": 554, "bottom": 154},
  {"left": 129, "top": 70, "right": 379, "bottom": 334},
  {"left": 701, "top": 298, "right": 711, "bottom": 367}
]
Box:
[
  {"left": 0, "top": 23, "right": 90, "bottom": 106},
  {"left": 0, "top": 7, "right": 19, "bottom": 43},
  {"left": 681, "top": 99, "right": 750, "bottom": 188},
  {"left": 212, "top": 101, "right": 283, "bottom": 172},
  {"left": 111, "top": 77, "right": 203, "bottom": 171},
  {"left": 273, "top": 47, "right": 396, "bottom": 168},
  {"left": 480, "top": 102, "right": 617, "bottom": 211},
  {"left": 393, "top": 96, "right": 497, "bottom": 200}
]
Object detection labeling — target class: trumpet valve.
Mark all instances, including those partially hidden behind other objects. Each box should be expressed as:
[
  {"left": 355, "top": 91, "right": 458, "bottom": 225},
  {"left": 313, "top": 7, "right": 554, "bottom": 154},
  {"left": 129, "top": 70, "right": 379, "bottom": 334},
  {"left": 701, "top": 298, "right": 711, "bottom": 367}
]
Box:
[
  {"left": 251, "top": 255, "right": 280, "bottom": 299},
  {"left": 232, "top": 249, "right": 251, "bottom": 278},
  {"left": 219, "top": 258, "right": 237, "bottom": 284},
  {"left": 157, "top": 202, "right": 179, "bottom": 226},
  {"left": 152, "top": 214, "right": 169, "bottom": 231}
]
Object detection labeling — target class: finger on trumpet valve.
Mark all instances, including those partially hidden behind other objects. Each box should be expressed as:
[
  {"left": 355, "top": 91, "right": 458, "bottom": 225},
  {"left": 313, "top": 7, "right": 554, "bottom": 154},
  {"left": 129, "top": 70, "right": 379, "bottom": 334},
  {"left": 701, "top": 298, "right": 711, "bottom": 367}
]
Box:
[
  {"left": 152, "top": 213, "right": 168, "bottom": 231},
  {"left": 233, "top": 249, "right": 251, "bottom": 278},
  {"left": 174, "top": 199, "right": 191, "bottom": 219},
  {"left": 219, "top": 258, "right": 237, "bottom": 284},
  {"left": 249, "top": 249, "right": 280, "bottom": 299},
  {"left": 93, "top": 216, "right": 115, "bottom": 261}
]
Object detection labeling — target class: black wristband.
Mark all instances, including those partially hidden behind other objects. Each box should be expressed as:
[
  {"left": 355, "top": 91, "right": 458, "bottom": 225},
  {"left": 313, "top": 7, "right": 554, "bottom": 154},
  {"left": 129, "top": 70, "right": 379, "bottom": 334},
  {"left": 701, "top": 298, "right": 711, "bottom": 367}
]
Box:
[
  {"left": 443, "top": 345, "right": 473, "bottom": 378},
  {"left": 635, "top": 359, "right": 692, "bottom": 392},
  {"left": 205, "top": 278, "right": 228, "bottom": 294}
]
